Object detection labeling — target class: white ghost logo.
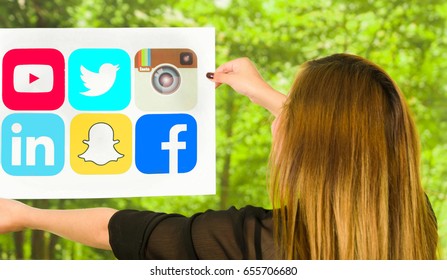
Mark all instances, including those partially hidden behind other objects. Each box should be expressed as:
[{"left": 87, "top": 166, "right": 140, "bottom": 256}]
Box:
[{"left": 78, "top": 122, "right": 124, "bottom": 165}]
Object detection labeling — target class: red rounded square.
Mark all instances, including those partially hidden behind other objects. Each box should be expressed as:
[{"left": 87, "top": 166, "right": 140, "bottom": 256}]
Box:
[{"left": 2, "top": 48, "right": 65, "bottom": 110}]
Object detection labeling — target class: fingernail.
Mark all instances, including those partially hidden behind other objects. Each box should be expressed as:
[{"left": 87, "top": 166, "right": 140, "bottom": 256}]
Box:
[{"left": 206, "top": 72, "right": 214, "bottom": 79}]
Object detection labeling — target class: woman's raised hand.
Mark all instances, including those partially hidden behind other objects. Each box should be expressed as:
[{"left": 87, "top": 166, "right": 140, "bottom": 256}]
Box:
[{"left": 207, "top": 57, "right": 286, "bottom": 117}]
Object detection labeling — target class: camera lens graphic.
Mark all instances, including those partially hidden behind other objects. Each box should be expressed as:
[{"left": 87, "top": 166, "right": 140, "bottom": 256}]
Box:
[{"left": 152, "top": 65, "right": 181, "bottom": 95}]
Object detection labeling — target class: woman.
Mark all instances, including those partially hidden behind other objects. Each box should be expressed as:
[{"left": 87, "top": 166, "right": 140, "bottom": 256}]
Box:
[{"left": 0, "top": 54, "right": 438, "bottom": 259}]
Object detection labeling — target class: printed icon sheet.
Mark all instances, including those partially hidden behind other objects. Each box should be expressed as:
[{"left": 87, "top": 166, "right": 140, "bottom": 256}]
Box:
[{"left": 0, "top": 28, "right": 215, "bottom": 199}]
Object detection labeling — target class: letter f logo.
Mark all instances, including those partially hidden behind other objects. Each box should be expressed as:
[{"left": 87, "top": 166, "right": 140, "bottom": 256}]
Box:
[
  {"left": 161, "top": 124, "right": 187, "bottom": 174},
  {"left": 135, "top": 114, "right": 197, "bottom": 174}
]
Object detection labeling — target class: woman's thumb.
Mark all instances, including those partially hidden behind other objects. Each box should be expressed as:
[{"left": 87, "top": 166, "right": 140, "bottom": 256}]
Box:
[{"left": 207, "top": 71, "right": 236, "bottom": 89}]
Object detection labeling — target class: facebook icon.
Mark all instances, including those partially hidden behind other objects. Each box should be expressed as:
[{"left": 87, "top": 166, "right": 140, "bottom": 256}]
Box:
[{"left": 135, "top": 114, "right": 197, "bottom": 174}]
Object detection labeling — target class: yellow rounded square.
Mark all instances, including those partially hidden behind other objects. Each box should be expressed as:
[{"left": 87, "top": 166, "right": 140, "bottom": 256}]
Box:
[{"left": 70, "top": 114, "right": 132, "bottom": 174}]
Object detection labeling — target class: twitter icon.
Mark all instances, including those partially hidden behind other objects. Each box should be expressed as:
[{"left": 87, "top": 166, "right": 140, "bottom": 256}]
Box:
[
  {"left": 68, "top": 49, "right": 130, "bottom": 111},
  {"left": 80, "top": 64, "right": 119, "bottom": 97}
]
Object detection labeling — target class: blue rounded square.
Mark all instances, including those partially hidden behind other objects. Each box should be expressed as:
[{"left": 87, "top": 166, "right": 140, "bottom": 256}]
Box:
[
  {"left": 1, "top": 113, "right": 65, "bottom": 176},
  {"left": 136, "top": 114, "right": 197, "bottom": 174},
  {"left": 68, "top": 48, "right": 131, "bottom": 111}
]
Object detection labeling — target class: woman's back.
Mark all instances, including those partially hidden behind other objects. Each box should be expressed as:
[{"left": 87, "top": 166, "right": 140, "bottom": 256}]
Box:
[{"left": 269, "top": 54, "right": 438, "bottom": 259}]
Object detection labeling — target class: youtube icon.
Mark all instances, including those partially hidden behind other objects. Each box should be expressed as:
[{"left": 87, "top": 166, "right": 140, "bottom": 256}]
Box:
[
  {"left": 13, "top": 64, "right": 54, "bottom": 93},
  {"left": 2, "top": 48, "right": 65, "bottom": 110}
]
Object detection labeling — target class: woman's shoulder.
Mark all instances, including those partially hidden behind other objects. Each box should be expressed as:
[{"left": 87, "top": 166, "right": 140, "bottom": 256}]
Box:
[
  {"left": 191, "top": 205, "right": 274, "bottom": 259},
  {"left": 199, "top": 205, "right": 273, "bottom": 222}
]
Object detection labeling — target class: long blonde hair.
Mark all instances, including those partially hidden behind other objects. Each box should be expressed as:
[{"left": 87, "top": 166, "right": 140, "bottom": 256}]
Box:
[{"left": 269, "top": 53, "right": 438, "bottom": 259}]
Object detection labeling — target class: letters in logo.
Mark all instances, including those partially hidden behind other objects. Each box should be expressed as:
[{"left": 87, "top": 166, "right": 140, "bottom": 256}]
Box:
[
  {"left": 135, "top": 114, "right": 197, "bottom": 174},
  {"left": 1, "top": 113, "right": 65, "bottom": 176}
]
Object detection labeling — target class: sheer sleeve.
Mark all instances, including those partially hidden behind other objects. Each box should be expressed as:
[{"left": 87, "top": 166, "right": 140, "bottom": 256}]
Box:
[{"left": 108, "top": 206, "right": 275, "bottom": 260}]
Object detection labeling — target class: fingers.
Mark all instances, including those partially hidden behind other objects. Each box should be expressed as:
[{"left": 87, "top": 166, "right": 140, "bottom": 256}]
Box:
[
  {"left": 208, "top": 60, "right": 238, "bottom": 89},
  {"left": 206, "top": 71, "right": 229, "bottom": 89},
  {"left": 210, "top": 71, "right": 227, "bottom": 84},
  {"left": 206, "top": 72, "right": 221, "bottom": 89},
  {"left": 206, "top": 57, "right": 258, "bottom": 93},
  {"left": 215, "top": 59, "right": 237, "bottom": 74}
]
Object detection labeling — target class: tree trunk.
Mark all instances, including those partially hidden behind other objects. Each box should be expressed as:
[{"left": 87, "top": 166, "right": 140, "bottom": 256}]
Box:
[
  {"left": 220, "top": 151, "right": 232, "bottom": 210},
  {"left": 31, "top": 199, "right": 49, "bottom": 259},
  {"left": 219, "top": 92, "right": 237, "bottom": 210},
  {"left": 47, "top": 199, "right": 65, "bottom": 259},
  {"left": 13, "top": 231, "right": 24, "bottom": 260},
  {"left": 31, "top": 230, "right": 46, "bottom": 259}
]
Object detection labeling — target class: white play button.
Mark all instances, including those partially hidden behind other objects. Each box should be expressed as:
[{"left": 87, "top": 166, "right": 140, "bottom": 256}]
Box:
[{"left": 13, "top": 64, "right": 54, "bottom": 93}]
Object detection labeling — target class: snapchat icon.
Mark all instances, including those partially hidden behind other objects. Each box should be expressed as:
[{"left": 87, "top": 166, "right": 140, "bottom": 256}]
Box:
[{"left": 71, "top": 114, "right": 131, "bottom": 174}]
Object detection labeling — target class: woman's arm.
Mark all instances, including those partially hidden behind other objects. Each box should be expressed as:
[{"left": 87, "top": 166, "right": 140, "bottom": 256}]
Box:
[
  {"left": 0, "top": 198, "right": 117, "bottom": 250},
  {"left": 207, "top": 57, "right": 286, "bottom": 116}
]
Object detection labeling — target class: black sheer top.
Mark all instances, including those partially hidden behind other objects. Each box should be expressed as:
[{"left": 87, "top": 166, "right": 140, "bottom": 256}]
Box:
[{"left": 108, "top": 206, "right": 276, "bottom": 260}]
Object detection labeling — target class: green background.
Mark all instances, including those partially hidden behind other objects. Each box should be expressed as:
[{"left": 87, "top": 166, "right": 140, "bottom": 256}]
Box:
[{"left": 0, "top": 0, "right": 446, "bottom": 259}]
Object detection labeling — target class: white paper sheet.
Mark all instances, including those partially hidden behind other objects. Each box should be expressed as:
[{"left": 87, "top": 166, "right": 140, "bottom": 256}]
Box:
[{"left": 0, "top": 28, "right": 215, "bottom": 199}]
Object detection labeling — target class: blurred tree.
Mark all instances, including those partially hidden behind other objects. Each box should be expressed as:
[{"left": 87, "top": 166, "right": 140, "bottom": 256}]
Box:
[{"left": 0, "top": 0, "right": 81, "bottom": 27}]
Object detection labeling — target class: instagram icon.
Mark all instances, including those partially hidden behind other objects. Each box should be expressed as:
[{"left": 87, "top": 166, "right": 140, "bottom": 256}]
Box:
[{"left": 134, "top": 48, "right": 198, "bottom": 111}]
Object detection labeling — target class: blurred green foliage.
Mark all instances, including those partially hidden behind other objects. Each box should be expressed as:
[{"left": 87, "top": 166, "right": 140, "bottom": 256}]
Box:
[{"left": 0, "top": 0, "right": 446, "bottom": 259}]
